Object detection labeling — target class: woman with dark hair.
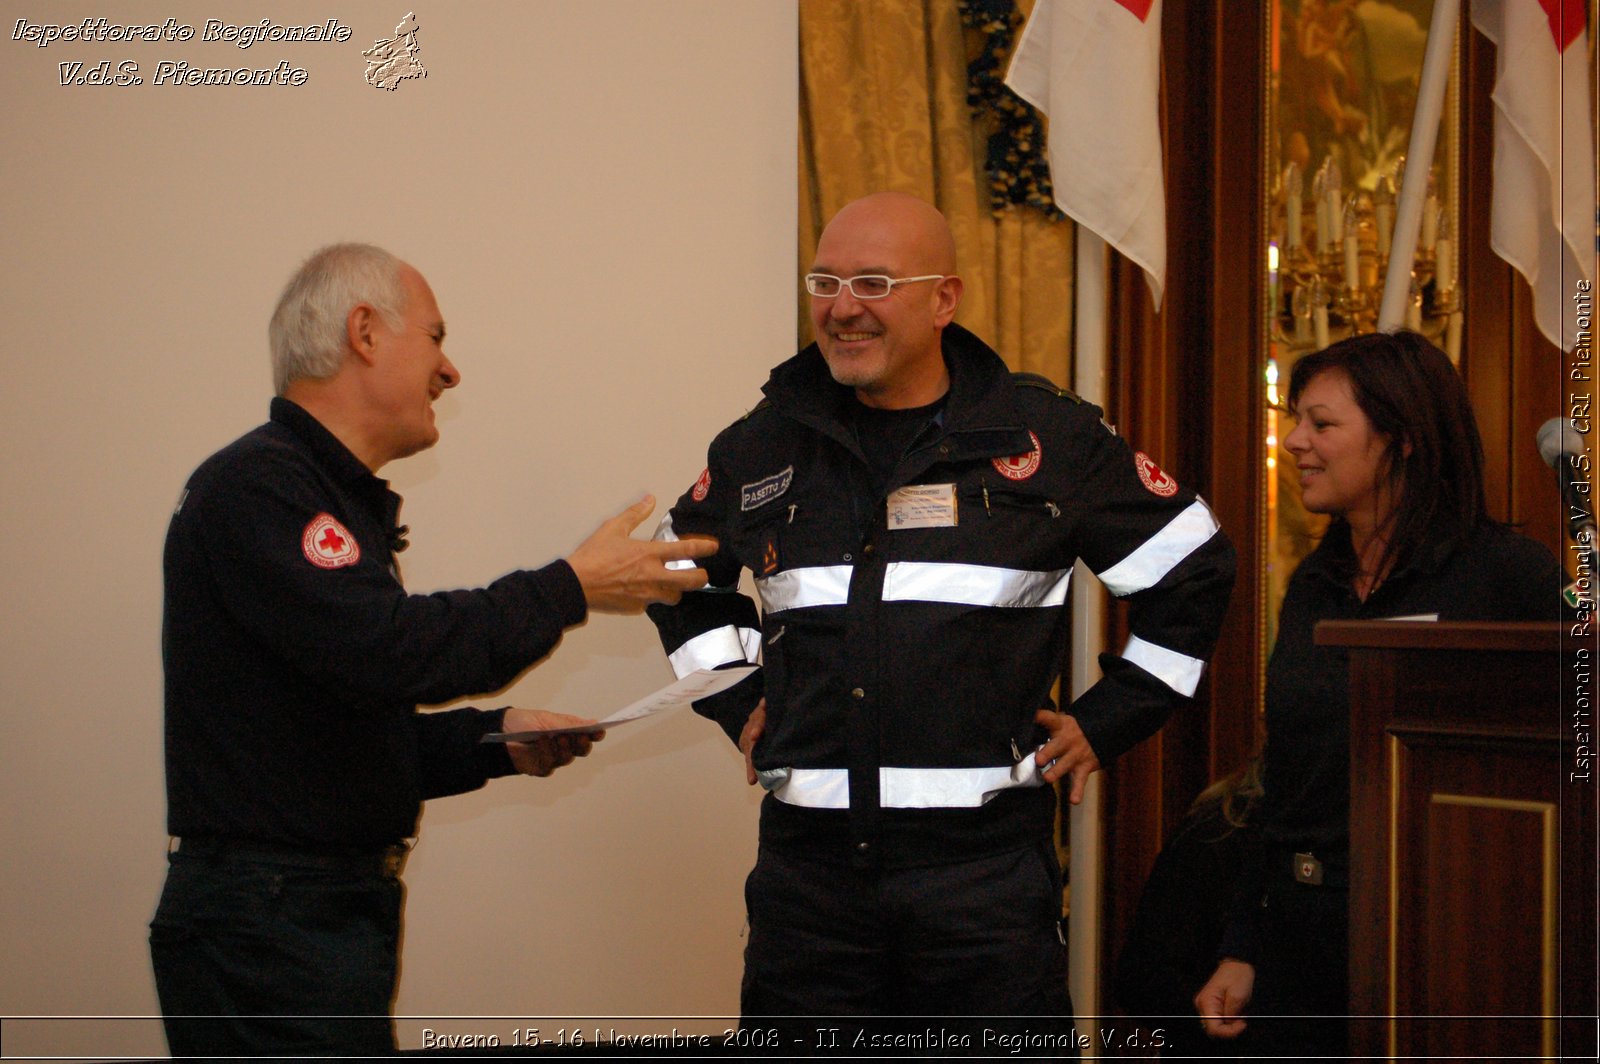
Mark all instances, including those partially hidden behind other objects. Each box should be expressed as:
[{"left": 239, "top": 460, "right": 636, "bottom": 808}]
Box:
[{"left": 1193, "top": 330, "right": 1566, "bottom": 1054}]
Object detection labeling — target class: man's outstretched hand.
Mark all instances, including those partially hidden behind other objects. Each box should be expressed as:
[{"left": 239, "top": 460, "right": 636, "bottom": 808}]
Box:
[{"left": 567, "top": 496, "right": 717, "bottom": 613}]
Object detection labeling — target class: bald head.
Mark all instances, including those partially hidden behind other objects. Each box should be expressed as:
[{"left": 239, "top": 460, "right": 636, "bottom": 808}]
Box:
[
  {"left": 816, "top": 192, "right": 959, "bottom": 277},
  {"left": 808, "top": 193, "right": 964, "bottom": 409}
]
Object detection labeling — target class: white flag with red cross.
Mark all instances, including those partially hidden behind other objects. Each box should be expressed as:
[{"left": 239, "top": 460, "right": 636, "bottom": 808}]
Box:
[
  {"left": 1471, "top": 0, "right": 1596, "bottom": 352},
  {"left": 1005, "top": 0, "right": 1167, "bottom": 310}
]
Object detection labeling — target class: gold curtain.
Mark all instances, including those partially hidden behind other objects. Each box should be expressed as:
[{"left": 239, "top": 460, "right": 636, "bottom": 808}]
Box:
[{"left": 798, "top": 0, "right": 1074, "bottom": 384}]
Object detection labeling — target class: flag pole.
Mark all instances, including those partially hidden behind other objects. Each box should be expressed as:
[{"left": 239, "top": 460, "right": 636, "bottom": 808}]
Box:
[
  {"left": 1377, "top": 0, "right": 1462, "bottom": 331},
  {"left": 1068, "top": 227, "right": 1109, "bottom": 1026}
]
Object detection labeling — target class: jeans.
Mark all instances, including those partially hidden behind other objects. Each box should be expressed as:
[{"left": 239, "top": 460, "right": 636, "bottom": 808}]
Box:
[{"left": 149, "top": 846, "right": 403, "bottom": 1058}]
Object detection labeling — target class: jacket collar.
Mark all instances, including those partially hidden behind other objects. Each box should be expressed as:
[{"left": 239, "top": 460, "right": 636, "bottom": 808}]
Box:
[
  {"left": 271, "top": 397, "right": 376, "bottom": 486},
  {"left": 1300, "top": 518, "right": 1462, "bottom": 595},
  {"left": 270, "top": 397, "right": 402, "bottom": 528},
  {"left": 761, "top": 323, "right": 1033, "bottom": 462}
]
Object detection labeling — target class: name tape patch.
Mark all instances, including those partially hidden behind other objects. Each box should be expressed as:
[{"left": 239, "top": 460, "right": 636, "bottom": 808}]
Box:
[{"left": 741, "top": 466, "right": 794, "bottom": 511}]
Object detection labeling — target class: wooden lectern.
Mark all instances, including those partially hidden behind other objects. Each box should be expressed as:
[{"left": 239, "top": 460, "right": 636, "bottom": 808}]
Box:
[{"left": 1315, "top": 620, "right": 1595, "bottom": 1060}]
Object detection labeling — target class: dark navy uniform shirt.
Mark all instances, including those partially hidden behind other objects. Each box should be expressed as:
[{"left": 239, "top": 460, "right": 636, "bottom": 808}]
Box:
[
  {"left": 162, "top": 398, "right": 587, "bottom": 849},
  {"left": 1219, "top": 518, "right": 1565, "bottom": 961},
  {"left": 1261, "top": 519, "right": 1565, "bottom": 869}
]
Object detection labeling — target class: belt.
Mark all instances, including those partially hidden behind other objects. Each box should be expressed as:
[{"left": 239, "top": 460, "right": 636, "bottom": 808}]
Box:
[
  {"left": 173, "top": 837, "right": 410, "bottom": 879},
  {"left": 1278, "top": 850, "right": 1347, "bottom": 890}
]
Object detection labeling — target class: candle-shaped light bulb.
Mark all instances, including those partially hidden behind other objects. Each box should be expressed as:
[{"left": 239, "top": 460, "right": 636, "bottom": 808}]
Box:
[
  {"left": 1312, "top": 278, "right": 1330, "bottom": 348},
  {"left": 1343, "top": 212, "right": 1361, "bottom": 290},
  {"left": 1312, "top": 163, "right": 1329, "bottom": 253},
  {"left": 1374, "top": 175, "right": 1394, "bottom": 257},
  {"left": 1325, "top": 157, "right": 1344, "bottom": 243},
  {"left": 1434, "top": 216, "right": 1454, "bottom": 292},
  {"left": 1421, "top": 193, "right": 1439, "bottom": 252},
  {"left": 1405, "top": 278, "right": 1423, "bottom": 331},
  {"left": 1446, "top": 310, "right": 1463, "bottom": 363},
  {"left": 1269, "top": 241, "right": 1281, "bottom": 316},
  {"left": 1285, "top": 163, "right": 1303, "bottom": 250}
]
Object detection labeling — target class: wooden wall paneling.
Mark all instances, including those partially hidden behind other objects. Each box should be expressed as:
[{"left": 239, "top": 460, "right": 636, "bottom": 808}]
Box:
[
  {"left": 1203, "top": 0, "right": 1267, "bottom": 788},
  {"left": 1099, "top": 230, "right": 1171, "bottom": 1024},
  {"left": 1097, "top": 0, "right": 1265, "bottom": 1027},
  {"left": 1460, "top": 23, "right": 1516, "bottom": 522}
]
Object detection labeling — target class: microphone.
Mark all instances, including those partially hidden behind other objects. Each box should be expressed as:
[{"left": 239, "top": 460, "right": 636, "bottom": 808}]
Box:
[{"left": 1538, "top": 417, "right": 1595, "bottom": 540}]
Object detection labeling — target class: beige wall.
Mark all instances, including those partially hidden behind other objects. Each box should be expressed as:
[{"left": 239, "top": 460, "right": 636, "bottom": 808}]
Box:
[{"left": 0, "top": 2, "right": 796, "bottom": 1056}]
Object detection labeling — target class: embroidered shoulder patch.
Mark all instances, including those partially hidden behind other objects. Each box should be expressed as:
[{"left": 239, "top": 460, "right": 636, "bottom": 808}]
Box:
[
  {"left": 992, "top": 431, "right": 1043, "bottom": 481},
  {"left": 691, "top": 467, "right": 712, "bottom": 502},
  {"left": 1134, "top": 452, "right": 1179, "bottom": 497},
  {"left": 303, "top": 513, "right": 361, "bottom": 569}
]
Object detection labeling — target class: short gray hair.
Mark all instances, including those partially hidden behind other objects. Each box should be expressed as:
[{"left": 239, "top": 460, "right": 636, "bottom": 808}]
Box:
[{"left": 268, "top": 243, "right": 408, "bottom": 395}]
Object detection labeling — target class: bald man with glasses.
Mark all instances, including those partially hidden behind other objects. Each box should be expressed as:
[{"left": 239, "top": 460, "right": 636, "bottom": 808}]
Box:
[{"left": 648, "top": 193, "right": 1235, "bottom": 1044}]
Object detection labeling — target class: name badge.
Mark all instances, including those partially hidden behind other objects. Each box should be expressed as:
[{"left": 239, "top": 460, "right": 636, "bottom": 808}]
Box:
[{"left": 887, "top": 483, "right": 957, "bottom": 529}]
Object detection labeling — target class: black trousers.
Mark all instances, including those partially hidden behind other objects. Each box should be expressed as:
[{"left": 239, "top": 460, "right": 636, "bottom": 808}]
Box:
[
  {"left": 1242, "top": 880, "right": 1349, "bottom": 1059},
  {"left": 740, "top": 842, "right": 1076, "bottom": 1056},
  {"left": 148, "top": 846, "right": 403, "bottom": 1059}
]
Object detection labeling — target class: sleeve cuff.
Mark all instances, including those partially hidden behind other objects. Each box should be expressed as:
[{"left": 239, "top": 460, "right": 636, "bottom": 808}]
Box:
[
  {"left": 476, "top": 706, "right": 518, "bottom": 780},
  {"left": 537, "top": 559, "right": 589, "bottom": 628},
  {"left": 694, "top": 668, "right": 765, "bottom": 746}
]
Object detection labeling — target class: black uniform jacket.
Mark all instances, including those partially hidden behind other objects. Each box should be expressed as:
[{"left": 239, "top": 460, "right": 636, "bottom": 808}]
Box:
[
  {"left": 162, "top": 398, "right": 588, "bottom": 849},
  {"left": 649, "top": 325, "right": 1235, "bottom": 866}
]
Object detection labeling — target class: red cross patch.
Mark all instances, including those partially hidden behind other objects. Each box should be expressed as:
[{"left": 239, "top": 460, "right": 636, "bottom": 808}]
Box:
[
  {"left": 1134, "top": 452, "right": 1179, "bottom": 497},
  {"left": 691, "top": 467, "right": 712, "bottom": 502},
  {"left": 302, "top": 513, "right": 361, "bottom": 569},
  {"left": 992, "top": 431, "right": 1043, "bottom": 481}
]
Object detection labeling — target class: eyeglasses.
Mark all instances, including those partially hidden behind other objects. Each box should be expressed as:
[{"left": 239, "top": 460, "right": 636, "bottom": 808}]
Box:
[{"left": 804, "top": 273, "right": 947, "bottom": 300}]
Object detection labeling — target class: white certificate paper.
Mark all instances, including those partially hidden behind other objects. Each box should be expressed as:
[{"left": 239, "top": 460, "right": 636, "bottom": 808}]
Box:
[{"left": 480, "top": 666, "right": 759, "bottom": 741}]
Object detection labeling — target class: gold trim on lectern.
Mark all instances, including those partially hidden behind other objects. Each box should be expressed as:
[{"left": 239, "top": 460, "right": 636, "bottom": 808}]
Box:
[{"left": 1429, "top": 793, "right": 1557, "bottom": 1059}]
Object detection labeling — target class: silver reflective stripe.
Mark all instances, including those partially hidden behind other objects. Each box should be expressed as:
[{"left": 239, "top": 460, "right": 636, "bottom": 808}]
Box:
[
  {"left": 653, "top": 512, "right": 699, "bottom": 572},
  {"left": 757, "top": 565, "right": 854, "bottom": 613},
  {"left": 771, "top": 759, "right": 1049, "bottom": 809},
  {"left": 667, "top": 626, "right": 763, "bottom": 679},
  {"left": 756, "top": 563, "right": 1073, "bottom": 613},
  {"left": 1121, "top": 634, "right": 1206, "bottom": 697},
  {"left": 1095, "top": 500, "right": 1220, "bottom": 596},
  {"left": 769, "top": 768, "right": 849, "bottom": 807},
  {"left": 883, "top": 561, "right": 1071, "bottom": 608}
]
